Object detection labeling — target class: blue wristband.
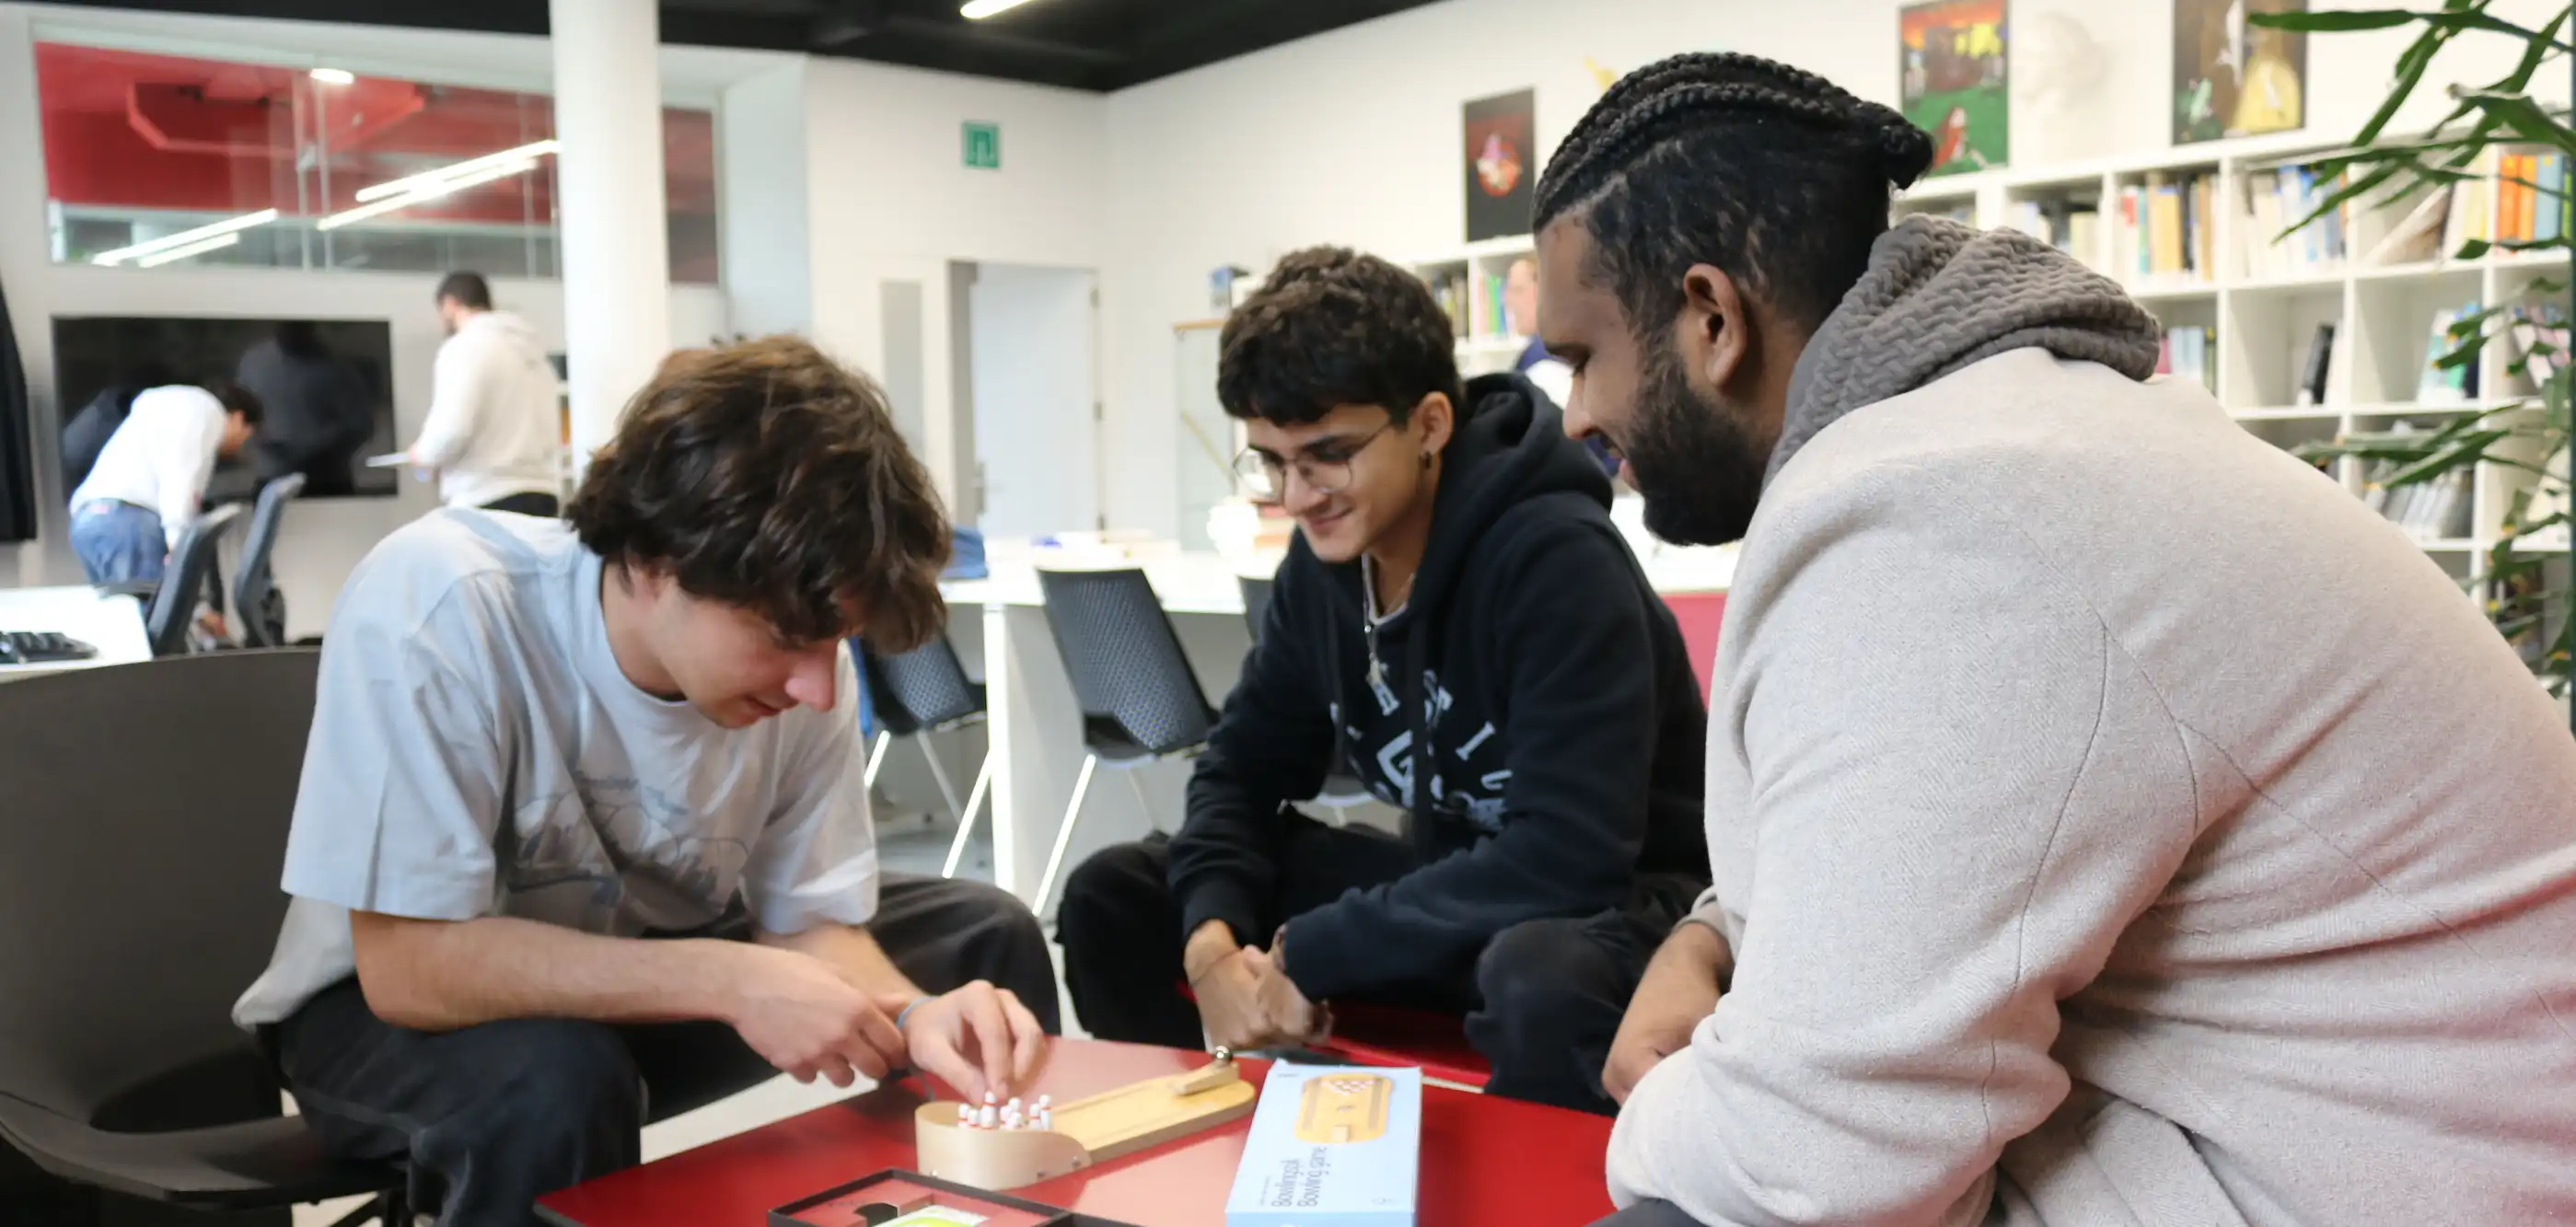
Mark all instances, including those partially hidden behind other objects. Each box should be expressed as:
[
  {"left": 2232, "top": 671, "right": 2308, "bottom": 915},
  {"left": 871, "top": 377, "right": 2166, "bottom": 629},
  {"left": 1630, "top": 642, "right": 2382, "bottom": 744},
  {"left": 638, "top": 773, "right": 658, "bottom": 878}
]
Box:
[{"left": 894, "top": 994, "right": 933, "bottom": 1033}]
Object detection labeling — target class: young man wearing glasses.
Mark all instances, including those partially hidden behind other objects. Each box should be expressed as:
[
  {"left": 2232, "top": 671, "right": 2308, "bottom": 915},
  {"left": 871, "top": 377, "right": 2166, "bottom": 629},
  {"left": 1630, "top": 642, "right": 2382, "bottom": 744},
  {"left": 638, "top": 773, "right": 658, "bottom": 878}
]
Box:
[{"left": 1053, "top": 247, "right": 1709, "bottom": 1115}]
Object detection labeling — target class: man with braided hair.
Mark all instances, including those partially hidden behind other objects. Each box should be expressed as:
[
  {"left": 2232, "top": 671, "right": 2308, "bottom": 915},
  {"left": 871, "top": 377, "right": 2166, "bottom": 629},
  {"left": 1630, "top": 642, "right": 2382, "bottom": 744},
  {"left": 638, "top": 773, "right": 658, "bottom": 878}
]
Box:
[{"left": 1538, "top": 52, "right": 2576, "bottom": 1227}]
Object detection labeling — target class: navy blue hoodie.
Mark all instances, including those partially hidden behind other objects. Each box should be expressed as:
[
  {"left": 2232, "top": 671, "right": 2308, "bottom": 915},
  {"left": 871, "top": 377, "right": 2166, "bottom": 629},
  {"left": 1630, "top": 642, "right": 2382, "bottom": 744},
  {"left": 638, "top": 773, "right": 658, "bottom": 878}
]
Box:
[{"left": 1169, "top": 373, "right": 1709, "bottom": 1002}]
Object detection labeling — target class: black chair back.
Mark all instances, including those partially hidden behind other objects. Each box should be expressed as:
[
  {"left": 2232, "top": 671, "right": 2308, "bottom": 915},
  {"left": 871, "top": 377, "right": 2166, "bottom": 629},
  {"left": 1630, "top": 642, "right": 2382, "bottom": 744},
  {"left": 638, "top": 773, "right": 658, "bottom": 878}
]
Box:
[
  {"left": 855, "top": 635, "right": 986, "bottom": 736},
  {"left": 0, "top": 650, "right": 315, "bottom": 1123},
  {"left": 232, "top": 474, "right": 306, "bottom": 649},
  {"left": 145, "top": 502, "right": 242, "bottom": 656},
  {"left": 1035, "top": 567, "right": 1216, "bottom": 759},
  {"left": 1238, "top": 574, "right": 1276, "bottom": 646}
]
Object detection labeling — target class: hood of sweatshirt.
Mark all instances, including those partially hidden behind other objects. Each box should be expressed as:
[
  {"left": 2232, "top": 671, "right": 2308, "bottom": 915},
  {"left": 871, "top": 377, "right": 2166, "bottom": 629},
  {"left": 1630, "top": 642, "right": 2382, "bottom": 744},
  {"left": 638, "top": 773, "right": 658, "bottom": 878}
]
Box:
[
  {"left": 461, "top": 310, "right": 549, "bottom": 366},
  {"left": 1767, "top": 215, "right": 2164, "bottom": 484},
  {"left": 1410, "top": 370, "right": 1614, "bottom": 621}
]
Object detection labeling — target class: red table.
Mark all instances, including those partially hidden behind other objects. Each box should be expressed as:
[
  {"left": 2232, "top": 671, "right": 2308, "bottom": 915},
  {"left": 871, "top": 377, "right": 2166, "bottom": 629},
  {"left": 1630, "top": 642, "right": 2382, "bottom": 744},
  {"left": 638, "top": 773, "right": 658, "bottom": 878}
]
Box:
[{"left": 538, "top": 1038, "right": 1614, "bottom": 1226}]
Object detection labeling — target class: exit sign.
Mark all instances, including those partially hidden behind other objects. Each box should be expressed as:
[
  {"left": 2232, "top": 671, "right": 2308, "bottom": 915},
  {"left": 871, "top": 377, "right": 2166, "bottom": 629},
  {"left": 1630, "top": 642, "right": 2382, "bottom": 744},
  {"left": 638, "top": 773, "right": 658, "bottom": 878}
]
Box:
[{"left": 963, "top": 122, "right": 1001, "bottom": 169}]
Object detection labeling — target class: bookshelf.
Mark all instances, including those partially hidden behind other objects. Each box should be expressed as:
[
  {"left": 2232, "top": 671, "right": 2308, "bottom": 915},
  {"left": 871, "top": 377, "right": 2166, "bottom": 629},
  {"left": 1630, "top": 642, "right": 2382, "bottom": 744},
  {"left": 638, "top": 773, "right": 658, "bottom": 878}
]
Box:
[{"left": 1412, "top": 237, "right": 1539, "bottom": 376}]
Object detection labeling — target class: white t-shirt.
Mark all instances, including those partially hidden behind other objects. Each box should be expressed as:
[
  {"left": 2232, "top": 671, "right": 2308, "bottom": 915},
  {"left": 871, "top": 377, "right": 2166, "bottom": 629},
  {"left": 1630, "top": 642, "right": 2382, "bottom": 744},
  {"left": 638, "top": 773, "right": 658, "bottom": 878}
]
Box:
[
  {"left": 233, "top": 509, "right": 876, "bottom": 1028},
  {"left": 68, "top": 385, "right": 227, "bottom": 550}
]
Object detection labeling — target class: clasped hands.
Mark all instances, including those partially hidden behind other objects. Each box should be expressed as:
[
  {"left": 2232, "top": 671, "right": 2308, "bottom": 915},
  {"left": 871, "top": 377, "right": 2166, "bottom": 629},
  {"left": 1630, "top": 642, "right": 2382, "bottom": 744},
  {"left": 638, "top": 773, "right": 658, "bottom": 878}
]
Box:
[{"left": 1186, "top": 920, "right": 1330, "bottom": 1052}]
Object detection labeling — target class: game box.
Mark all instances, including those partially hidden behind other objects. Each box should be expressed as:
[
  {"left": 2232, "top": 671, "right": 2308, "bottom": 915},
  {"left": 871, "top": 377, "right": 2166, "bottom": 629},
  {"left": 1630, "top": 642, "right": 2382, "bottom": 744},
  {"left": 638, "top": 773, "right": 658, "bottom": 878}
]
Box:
[
  {"left": 1224, "top": 1065, "right": 1420, "bottom": 1227},
  {"left": 768, "top": 1168, "right": 1139, "bottom": 1227}
]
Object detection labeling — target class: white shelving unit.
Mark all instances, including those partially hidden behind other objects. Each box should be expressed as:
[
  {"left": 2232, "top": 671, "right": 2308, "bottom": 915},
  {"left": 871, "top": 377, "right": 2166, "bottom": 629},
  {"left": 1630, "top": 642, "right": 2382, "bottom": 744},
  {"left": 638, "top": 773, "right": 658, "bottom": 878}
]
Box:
[
  {"left": 1411, "top": 236, "right": 1537, "bottom": 376},
  {"left": 1431, "top": 132, "right": 2567, "bottom": 661}
]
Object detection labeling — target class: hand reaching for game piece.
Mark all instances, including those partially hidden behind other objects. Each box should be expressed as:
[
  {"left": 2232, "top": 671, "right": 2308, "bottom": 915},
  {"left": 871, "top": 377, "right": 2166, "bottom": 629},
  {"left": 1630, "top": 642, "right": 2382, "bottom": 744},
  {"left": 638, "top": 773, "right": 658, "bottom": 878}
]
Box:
[{"left": 894, "top": 979, "right": 1048, "bottom": 1103}]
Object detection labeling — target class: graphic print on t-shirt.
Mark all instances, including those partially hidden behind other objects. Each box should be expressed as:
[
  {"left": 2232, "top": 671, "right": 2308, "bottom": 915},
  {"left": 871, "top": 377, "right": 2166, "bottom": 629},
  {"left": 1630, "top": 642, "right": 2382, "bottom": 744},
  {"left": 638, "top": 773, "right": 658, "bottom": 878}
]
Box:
[
  {"left": 501, "top": 769, "right": 753, "bottom": 933},
  {"left": 1342, "top": 667, "right": 1510, "bottom": 834}
]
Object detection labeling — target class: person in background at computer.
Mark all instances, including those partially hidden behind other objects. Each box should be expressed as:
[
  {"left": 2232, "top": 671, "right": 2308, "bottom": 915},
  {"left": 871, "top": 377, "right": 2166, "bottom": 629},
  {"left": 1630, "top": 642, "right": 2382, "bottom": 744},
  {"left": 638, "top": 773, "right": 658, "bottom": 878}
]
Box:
[
  {"left": 65, "top": 380, "right": 259, "bottom": 588},
  {"left": 405, "top": 271, "right": 563, "bottom": 516},
  {"left": 1054, "top": 247, "right": 1708, "bottom": 1116},
  {"left": 233, "top": 337, "right": 1054, "bottom": 1227},
  {"left": 237, "top": 321, "right": 377, "bottom": 498},
  {"left": 1503, "top": 256, "right": 1613, "bottom": 480},
  {"left": 1536, "top": 52, "right": 2576, "bottom": 1226}
]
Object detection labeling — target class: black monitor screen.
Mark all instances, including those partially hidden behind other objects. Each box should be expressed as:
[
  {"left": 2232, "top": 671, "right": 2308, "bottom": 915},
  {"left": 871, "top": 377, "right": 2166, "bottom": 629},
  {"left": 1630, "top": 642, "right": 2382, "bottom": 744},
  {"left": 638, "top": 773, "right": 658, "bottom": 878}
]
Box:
[{"left": 51, "top": 315, "right": 398, "bottom": 502}]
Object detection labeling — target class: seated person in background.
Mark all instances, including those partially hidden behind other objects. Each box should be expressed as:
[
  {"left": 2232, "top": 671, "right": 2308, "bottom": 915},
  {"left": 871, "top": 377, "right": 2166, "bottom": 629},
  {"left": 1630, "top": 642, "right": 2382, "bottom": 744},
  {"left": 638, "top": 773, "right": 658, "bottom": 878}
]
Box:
[
  {"left": 1055, "top": 247, "right": 1708, "bottom": 1116},
  {"left": 1535, "top": 53, "right": 2576, "bottom": 1226},
  {"left": 233, "top": 337, "right": 1055, "bottom": 1227},
  {"left": 65, "top": 380, "right": 259, "bottom": 585},
  {"left": 405, "top": 271, "right": 565, "bottom": 516}
]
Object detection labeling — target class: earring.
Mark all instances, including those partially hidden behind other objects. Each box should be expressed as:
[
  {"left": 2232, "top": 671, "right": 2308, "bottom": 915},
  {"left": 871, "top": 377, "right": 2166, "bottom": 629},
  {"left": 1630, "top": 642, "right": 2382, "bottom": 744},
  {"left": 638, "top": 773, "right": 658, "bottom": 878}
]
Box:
[{"left": 1420, "top": 452, "right": 1434, "bottom": 470}]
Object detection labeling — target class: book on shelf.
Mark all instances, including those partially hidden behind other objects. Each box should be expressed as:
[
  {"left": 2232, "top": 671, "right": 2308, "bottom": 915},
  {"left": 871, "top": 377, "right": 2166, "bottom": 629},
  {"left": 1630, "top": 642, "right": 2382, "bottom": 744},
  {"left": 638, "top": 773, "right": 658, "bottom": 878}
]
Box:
[
  {"left": 2155, "top": 325, "right": 2216, "bottom": 394},
  {"left": 2002, "top": 199, "right": 2104, "bottom": 271},
  {"left": 2297, "top": 322, "right": 2337, "bottom": 407},
  {"left": 2493, "top": 151, "right": 2572, "bottom": 247},
  {"left": 2445, "top": 169, "right": 2492, "bottom": 257},
  {"left": 2416, "top": 301, "right": 2485, "bottom": 405},
  {"left": 2241, "top": 167, "right": 2349, "bottom": 279},
  {"left": 2503, "top": 303, "right": 2570, "bottom": 394},
  {"left": 2362, "top": 184, "right": 2452, "bottom": 267},
  {"left": 2119, "top": 170, "right": 2217, "bottom": 283},
  {"left": 2359, "top": 420, "right": 2476, "bottom": 542}
]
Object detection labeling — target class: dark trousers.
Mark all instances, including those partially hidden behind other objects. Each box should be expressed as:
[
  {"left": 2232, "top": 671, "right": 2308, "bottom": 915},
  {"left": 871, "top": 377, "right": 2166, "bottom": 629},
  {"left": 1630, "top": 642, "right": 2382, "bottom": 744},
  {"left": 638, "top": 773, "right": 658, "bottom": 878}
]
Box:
[
  {"left": 273, "top": 874, "right": 1055, "bottom": 1227},
  {"left": 1055, "top": 820, "right": 1686, "bottom": 1116},
  {"left": 481, "top": 492, "right": 560, "bottom": 517}
]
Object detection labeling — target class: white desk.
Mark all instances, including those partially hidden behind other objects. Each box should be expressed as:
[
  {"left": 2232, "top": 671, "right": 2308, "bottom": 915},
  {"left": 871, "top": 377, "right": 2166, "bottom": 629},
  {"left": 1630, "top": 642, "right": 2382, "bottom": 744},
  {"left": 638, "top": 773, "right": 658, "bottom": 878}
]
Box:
[
  {"left": 936, "top": 545, "right": 1735, "bottom": 912},
  {"left": 0, "top": 585, "right": 153, "bottom": 682}
]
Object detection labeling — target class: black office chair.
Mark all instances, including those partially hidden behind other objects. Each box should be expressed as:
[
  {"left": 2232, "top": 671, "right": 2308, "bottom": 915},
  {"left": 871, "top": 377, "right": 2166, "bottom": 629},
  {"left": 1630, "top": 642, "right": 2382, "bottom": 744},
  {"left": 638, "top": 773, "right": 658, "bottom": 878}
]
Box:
[
  {"left": 1239, "top": 573, "right": 1277, "bottom": 643},
  {"left": 1236, "top": 572, "right": 1375, "bottom": 817},
  {"left": 233, "top": 475, "right": 306, "bottom": 649},
  {"left": 96, "top": 503, "right": 244, "bottom": 658},
  {"left": 1030, "top": 567, "right": 1220, "bottom": 916},
  {"left": 855, "top": 634, "right": 993, "bottom": 879},
  {"left": 0, "top": 650, "right": 406, "bottom": 1225}
]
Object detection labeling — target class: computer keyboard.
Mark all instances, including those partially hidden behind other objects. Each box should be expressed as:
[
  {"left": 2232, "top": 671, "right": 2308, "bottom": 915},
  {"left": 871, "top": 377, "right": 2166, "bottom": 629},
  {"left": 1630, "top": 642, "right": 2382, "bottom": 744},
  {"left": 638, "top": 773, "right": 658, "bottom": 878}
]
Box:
[{"left": 0, "top": 631, "right": 99, "bottom": 665}]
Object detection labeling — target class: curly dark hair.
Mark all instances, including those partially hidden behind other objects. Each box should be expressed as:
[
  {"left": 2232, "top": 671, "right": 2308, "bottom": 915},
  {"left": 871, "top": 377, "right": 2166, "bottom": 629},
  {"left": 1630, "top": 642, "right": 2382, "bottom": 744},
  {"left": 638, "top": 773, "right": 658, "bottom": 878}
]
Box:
[
  {"left": 1217, "top": 246, "right": 1465, "bottom": 427},
  {"left": 1534, "top": 52, "right": 1937, "bottom": 338},
  {"left": 566, "top": 335, "right": 952, "bottom": 653}
]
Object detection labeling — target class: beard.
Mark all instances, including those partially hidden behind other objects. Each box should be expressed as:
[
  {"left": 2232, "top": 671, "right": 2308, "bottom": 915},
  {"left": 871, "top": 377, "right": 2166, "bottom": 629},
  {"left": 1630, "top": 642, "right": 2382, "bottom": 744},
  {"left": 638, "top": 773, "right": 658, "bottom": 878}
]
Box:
[{"left": 1623, "top": 335, "right": 1775, "bottom": 547}]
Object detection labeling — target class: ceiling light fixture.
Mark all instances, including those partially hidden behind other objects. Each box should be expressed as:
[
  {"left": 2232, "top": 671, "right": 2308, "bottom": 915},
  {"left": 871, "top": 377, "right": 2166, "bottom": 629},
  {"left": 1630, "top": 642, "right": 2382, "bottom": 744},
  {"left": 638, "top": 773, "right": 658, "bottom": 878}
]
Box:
[
  {"left": 308, "top": 67, "right": 354, "bottom": 85},
  {"left": 88, "top": 207, "right": 280, "bottom": 266},
  {"left": 134, "top": 233, "right": 241, "bottom": 268},
  {"left": 354, "top": 139, "right": 561, "bottom": 203},
  {"left": 960, "top": 0, "right": 1039, "bottom": 18},
  {"left": 319, "top": 157, "right": 540, "bottom": 231}
]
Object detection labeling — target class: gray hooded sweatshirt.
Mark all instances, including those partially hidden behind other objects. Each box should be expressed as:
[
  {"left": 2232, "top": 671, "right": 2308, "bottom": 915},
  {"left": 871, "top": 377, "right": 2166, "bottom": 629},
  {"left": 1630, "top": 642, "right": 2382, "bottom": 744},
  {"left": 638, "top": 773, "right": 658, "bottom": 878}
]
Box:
[{"left": 1607, "top": 216, "right": 2576, "bottom": 1224}]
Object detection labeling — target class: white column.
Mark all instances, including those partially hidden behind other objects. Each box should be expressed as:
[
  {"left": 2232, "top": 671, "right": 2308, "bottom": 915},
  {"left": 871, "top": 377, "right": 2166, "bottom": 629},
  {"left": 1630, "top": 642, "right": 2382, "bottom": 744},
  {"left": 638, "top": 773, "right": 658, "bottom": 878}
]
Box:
[{"left": 550, "top": 0, "right": 670, "bottom": 465}]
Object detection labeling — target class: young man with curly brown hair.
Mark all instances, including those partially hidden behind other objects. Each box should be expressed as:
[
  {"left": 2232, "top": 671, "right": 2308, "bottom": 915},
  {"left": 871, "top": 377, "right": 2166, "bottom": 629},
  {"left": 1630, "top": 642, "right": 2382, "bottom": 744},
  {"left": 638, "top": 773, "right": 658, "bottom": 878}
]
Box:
[
  {"left": 234, "top": 337, "right": 1054, "bottom": 1226},
  {"left": 1054, "top": 247, "right": 1708, "bottom": 1116}
]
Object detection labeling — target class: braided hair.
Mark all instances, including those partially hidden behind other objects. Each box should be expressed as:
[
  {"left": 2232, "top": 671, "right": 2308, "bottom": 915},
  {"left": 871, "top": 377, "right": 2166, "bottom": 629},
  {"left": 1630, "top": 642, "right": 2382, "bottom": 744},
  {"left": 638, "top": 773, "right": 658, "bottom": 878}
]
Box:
[{"left": 1534, "top": 53, "right": 1937, "bottom": 336}]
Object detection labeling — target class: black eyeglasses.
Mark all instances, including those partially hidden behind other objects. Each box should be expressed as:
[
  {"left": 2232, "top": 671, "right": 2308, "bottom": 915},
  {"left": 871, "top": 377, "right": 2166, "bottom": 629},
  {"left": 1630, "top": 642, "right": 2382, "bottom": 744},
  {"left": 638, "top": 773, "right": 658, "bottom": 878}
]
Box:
[{"left": 1233, "top": 423, "right": 1398, "bottom": 501}]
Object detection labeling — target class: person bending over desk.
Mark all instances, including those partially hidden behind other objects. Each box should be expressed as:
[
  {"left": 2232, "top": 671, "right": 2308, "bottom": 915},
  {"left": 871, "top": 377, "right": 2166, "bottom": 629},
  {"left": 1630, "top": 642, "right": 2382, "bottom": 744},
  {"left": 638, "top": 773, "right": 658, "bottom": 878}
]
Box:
[
  {"left": 65, "top": 380, "right": 260, "bottom": 586},
  {"left": 1055, "top": 246, "right": 1708, "bottom": 1116},
  {"left": 233, "top": 337, "right": 1054, "bottom": 1227},
  {"left": 1537, "top": 52, "right": 2576, "bottom": 1227}
]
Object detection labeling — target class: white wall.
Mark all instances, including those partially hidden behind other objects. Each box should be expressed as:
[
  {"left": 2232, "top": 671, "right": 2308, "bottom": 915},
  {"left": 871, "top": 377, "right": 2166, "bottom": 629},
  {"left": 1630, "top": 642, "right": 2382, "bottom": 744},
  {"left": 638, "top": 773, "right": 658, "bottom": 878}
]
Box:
[
  {"left": 1096, "top": 0, "right": 2563, "bottom": 539},
  {"left": 799, "top": 59, "right": 1109, "bottom": 520},
  {"left": 0, "top": 6, "right": 729, "bottom": 637}
]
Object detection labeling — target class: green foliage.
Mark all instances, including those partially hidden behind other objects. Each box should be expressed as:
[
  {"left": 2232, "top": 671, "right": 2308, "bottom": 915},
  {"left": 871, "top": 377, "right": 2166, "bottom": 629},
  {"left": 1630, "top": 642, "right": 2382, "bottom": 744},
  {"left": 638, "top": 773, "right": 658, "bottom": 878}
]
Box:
[{"left": 2255, "top": 2, "right": 2576, "bottom": 689}]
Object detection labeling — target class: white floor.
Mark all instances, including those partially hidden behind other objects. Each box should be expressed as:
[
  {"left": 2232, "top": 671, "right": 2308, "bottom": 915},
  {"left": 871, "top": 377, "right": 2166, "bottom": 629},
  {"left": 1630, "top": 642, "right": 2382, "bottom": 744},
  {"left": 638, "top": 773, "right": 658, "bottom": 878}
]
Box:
[{"left": 290, "top": 805, "right": 1076, "bottom": 1226}]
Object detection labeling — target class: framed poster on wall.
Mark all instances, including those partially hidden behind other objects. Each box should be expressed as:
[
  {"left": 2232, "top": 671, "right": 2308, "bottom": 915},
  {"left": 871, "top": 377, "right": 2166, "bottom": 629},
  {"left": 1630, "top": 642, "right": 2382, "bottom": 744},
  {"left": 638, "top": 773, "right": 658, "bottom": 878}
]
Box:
[
  {"left": 2176, "top": 0, "right": 2307, "bottom": 144},
  {"left": 1900, "top": 0, "right": 2009, "bottom": 177},
  {"left": 1463, "top": 88, "right": 1536, "bottom": 243}
]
